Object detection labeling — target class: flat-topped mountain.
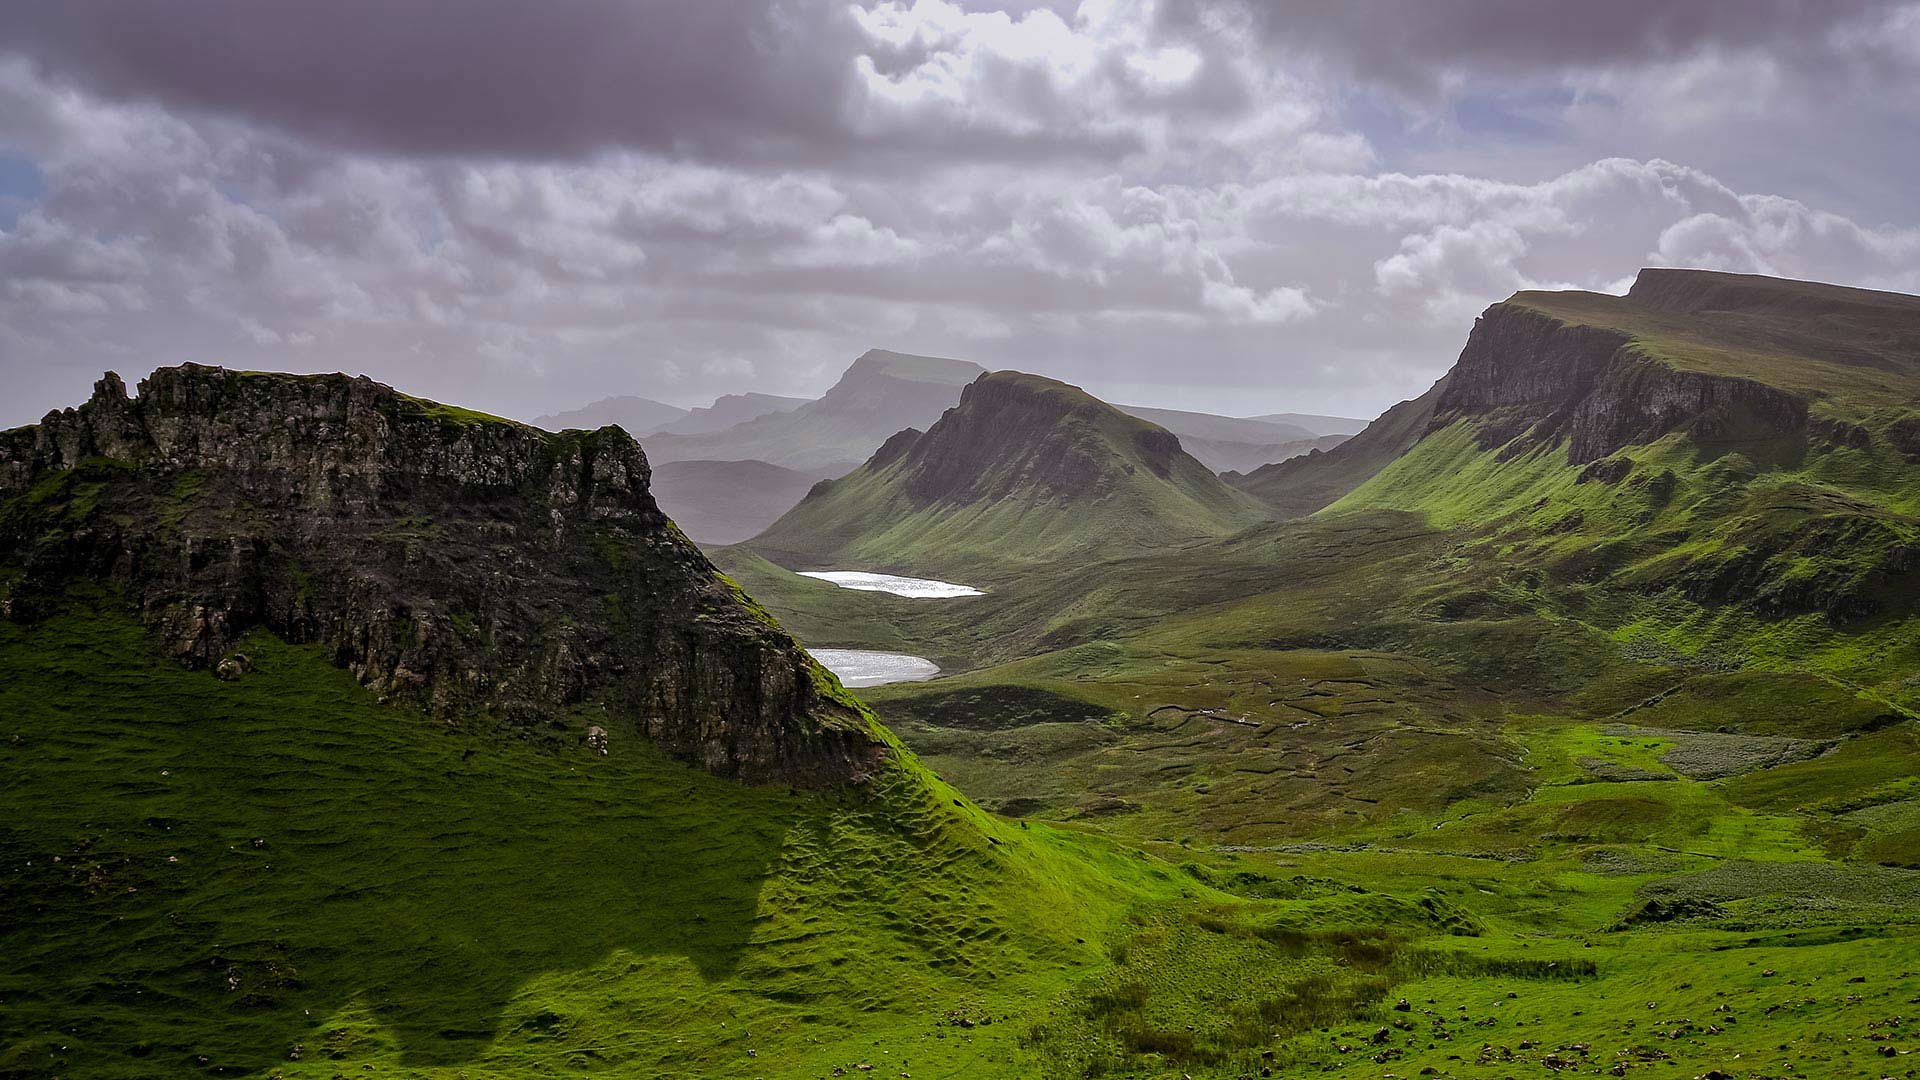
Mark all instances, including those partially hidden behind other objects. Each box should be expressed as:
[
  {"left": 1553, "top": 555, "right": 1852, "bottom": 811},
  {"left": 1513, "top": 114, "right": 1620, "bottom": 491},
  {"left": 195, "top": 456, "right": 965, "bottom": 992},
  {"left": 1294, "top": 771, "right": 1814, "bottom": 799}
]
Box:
[
  {"left": 0, "top": 364, "right": 883, "bottom": 786},
  {"left": 1237, "top": 268, "right": 1920, "bottom": 520},
  {"left": 1236, "top": 268, "right": 1920, "bottom": 621},
  {"left": 749, "top": 370, "right": 1267, "bottom": 577},
  {"left": 644, "top": 349, "right": 985, "bottom": 475}
]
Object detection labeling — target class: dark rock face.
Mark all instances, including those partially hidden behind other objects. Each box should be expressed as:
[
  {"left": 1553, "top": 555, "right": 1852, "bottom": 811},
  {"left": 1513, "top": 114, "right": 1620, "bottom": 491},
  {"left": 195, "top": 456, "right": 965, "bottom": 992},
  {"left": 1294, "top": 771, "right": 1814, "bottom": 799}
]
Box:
[
  {"left": 0, "top": 365, "right": 884, "bottom": 787},
  {"left": 1434, "top": 306, "right": 1807, "bottom": 464}
]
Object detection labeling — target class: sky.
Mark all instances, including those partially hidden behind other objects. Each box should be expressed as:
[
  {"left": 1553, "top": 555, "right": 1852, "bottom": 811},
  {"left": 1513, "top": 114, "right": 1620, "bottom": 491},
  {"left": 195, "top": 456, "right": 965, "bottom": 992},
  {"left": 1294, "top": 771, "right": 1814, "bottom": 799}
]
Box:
[{"left": 3, "top": 0, "right": 1919, "bottom": 428}]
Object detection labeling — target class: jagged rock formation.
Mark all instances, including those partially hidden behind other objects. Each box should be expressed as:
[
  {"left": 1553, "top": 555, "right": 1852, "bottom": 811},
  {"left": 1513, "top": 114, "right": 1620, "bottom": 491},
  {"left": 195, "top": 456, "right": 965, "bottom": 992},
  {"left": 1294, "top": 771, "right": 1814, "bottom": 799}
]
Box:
[
  {"left": 750, "top": 371, "right": 1266, "bottom": 577},
  {"left": 0, "top": 364, "right": 884, "bottom": 786}
]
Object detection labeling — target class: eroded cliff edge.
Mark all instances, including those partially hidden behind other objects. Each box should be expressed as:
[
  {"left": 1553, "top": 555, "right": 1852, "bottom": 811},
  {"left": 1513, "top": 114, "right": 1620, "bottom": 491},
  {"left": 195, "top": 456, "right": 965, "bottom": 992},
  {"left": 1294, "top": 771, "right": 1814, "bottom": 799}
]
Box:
[{"left": 0, "top": 364, "right": 886, "bottom": 787}]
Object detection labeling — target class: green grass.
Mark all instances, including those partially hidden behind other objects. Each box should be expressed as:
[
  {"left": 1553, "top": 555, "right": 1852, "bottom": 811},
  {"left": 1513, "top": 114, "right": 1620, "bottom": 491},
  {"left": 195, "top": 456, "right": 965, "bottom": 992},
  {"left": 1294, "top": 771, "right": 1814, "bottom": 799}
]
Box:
[{"left": 0, "top": 597, "right": 1199, "bottom": 1079}]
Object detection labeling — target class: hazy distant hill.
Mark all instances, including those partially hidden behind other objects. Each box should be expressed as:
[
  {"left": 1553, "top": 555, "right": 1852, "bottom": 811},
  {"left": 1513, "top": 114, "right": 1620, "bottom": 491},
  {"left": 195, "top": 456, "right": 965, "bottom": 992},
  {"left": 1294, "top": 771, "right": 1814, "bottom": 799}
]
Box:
[
  {"left": 1226, "top": 380, "right": 1447, "bottom": 517},
  {"left": 652, "top": 392, "right": 810, "bottom": 435},
  {"left": 750, "top": 370, "right": 1267, "bottom": 578},
  {"left": 1245, "top": 412, "right": 1368, "bottom": 436},
  {"left": 1117, "top": 405, "right": 1317, "bottom": 444},
  {"left": 532, "top": 394, "right": 688, "bottom": 434},
  {"left": 650, "top": 458, "right": 824, "bottom": 545},
  {"left": 644, "top": 349, "right": 985, "bottom": 475}
]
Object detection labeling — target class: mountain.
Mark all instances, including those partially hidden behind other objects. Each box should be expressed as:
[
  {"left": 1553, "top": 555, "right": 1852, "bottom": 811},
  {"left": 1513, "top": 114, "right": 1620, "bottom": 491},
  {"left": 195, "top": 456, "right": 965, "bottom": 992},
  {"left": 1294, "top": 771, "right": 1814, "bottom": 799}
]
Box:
[
  {"left": 532, "top": 394, "right": 687, "bottom": 434},
  {"left": 649, "top": 458, "right": 824, "bottom": 545},
  {"left": 0, "top": 364, "right": 881, "bottom": 785},
  {"left": 749, "top": 371, "right": 1268, "bottom": 578},
  {"left": 651, "top": 391, "right": 810, "bottom": 435},
  {"left": 1226, "top": 377, "right": 1448, "bottom": 517},
  {"left": 1246, "top": 411, "right": 1369, "bottom": 436},
  {"left": 642, "top": 349, "right": 984, "bottom": 475}
]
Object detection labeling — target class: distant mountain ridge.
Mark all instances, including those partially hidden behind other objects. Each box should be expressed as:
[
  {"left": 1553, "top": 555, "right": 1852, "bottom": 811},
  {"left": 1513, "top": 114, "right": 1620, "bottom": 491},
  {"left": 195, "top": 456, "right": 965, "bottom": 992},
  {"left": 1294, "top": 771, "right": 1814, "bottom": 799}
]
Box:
[
  {"left": 653, "top": 392, "right": 810, "bottom": 435},
  {"left": 533, "top": 394, "right": 687, "bottom": 435},
  {"left": 644, "top": 349, "right": 986, "bottom": 475},
  {"left": 750, "top": 370, "right": 1267, "bottom": 578}
]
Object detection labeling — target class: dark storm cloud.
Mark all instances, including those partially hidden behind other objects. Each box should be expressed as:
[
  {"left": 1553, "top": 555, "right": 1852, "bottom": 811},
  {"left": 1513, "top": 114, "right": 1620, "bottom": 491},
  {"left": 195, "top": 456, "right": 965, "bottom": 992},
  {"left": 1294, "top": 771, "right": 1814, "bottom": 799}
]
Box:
[
  {"left": 0, "top": 0, "right": 1159, "bottom": 167},
  {"left": 0, "top": 1, "right": 867, "bottom": 162}
]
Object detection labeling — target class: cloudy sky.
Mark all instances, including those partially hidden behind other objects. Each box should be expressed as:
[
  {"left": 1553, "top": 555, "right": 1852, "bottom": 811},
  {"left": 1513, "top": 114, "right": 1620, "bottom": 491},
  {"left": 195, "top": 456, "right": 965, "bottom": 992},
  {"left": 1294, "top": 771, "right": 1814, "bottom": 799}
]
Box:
[{"left": 3, "top": 0, "right": 1919, "bottom": 428}]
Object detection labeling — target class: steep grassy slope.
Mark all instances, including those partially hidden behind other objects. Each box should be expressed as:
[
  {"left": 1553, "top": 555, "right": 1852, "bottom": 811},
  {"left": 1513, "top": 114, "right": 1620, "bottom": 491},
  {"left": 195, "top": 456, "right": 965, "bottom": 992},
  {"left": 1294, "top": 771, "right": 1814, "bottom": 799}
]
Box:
[
  {"left": 1227, "top": 377, "right": 1448, "bottom": 517},
  {"left": 643, "top": 350, "right": 984, "bottom": 476},
  {"left": 750, "top": 372, "right": 1268, "bottom": 580}
]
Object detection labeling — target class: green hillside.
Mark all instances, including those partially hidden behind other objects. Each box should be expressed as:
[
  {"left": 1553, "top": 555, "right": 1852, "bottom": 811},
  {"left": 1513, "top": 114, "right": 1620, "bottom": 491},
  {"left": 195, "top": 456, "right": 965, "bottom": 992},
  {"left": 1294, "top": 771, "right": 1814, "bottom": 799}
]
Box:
[{"left": 750, "top": 371, "right": 1268, "bottom": 580}]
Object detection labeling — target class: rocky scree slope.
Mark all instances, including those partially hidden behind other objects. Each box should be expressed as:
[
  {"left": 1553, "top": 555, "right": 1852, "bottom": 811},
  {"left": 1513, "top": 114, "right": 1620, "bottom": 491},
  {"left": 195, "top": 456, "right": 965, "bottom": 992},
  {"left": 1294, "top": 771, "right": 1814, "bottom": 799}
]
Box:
[{"left": 0, "top": 365, "right": 883, "bottom": 786}]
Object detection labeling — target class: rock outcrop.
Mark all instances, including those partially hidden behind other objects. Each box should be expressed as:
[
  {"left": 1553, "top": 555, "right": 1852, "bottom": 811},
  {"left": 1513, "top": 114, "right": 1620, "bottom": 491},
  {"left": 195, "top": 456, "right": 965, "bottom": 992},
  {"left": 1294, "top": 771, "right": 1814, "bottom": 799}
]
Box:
[
  {"left": 1433, "top": 304, "right": 1808, "bottom": 465},
  {"left": 0, "top": 364, "right": 885, "bottom": 787}
]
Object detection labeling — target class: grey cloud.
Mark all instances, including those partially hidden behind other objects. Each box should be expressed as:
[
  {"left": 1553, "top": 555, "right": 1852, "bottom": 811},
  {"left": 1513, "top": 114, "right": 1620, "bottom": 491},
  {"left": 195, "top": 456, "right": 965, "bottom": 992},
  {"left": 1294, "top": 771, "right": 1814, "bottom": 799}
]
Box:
[
  {"left": 0, "top": 0, "right": 1162, "bottom": 169},
  {"left": 1177, "top": 0, "right": 1914, "bottom": 95}
]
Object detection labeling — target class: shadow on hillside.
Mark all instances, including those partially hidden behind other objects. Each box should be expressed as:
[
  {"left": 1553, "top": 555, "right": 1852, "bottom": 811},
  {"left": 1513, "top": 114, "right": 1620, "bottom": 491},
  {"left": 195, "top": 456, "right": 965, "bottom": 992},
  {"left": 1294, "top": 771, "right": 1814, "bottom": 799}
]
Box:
[{"left": 0, "top": 604, "right": 793, "bottom": 1074}]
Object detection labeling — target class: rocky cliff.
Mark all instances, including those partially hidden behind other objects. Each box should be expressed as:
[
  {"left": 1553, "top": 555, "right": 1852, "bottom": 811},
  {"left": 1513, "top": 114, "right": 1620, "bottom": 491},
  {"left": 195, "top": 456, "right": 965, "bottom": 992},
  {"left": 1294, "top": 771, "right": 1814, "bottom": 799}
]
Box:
[
  {"left": 0, "top": 364, "right": 885, "bottom": 787},
  {"left": 1432, "top": 302, "right": 1808, "bottom": 465}
]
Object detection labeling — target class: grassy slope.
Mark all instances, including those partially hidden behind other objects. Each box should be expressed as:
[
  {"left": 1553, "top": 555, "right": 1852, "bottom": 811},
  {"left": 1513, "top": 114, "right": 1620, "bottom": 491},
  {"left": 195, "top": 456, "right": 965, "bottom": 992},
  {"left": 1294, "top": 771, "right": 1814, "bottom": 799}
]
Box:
[
  {"left": 717, "top": 280, "right": 1920, "bottom": 1075},
  {"left": 14, "top": 600, "right": 1917, "bottom": 1080},
  {"left": 0, "top": 596, "right": 1198, "bottom": 1079}
]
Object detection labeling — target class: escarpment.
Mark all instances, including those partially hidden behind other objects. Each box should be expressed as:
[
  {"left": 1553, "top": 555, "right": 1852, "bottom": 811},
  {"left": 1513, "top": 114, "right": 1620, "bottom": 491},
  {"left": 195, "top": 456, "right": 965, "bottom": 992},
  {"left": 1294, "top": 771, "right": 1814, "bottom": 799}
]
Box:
[
  {"left": 0, "top": 365, "right": 885, "bottom": 787},
  {"left": 1434, "top": 302, "right": 1808, "bottom": 465}
]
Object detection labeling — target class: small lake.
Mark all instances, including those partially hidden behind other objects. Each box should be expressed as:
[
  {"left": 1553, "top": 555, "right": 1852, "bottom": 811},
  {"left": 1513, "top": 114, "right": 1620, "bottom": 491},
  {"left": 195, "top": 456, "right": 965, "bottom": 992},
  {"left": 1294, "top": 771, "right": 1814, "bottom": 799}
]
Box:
[
  {"left": 798, "top": 571, "right": 983, "bottom": 598},
  {"left": 810, "top": 649, "right": 941, "bottom": 688}
]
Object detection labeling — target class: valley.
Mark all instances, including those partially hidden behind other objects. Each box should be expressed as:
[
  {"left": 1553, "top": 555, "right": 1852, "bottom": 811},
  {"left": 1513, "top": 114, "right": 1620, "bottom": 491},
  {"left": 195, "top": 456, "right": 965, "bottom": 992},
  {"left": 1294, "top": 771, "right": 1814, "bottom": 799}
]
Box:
[{"left": 5, "top": 270, "right": 1919, "bottom": 1080}]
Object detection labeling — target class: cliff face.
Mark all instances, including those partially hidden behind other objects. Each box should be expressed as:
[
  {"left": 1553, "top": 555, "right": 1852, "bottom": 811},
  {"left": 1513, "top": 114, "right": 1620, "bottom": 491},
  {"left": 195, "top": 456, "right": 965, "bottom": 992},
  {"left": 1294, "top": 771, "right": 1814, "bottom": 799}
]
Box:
[
  {"left": 0, "top": 365, "right": 885, "bottom": 787},
  {"left": 1433, "top": 303, "right": 1807, "bottom": 465}
]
